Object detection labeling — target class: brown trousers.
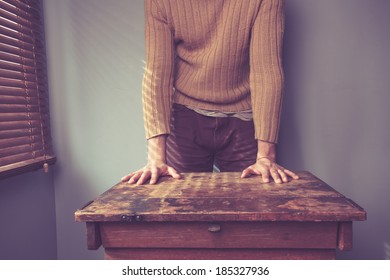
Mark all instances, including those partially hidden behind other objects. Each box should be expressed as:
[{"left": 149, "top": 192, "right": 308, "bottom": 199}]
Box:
[{"left": 166, "top": 103, "right": 257, "bottom": 172}]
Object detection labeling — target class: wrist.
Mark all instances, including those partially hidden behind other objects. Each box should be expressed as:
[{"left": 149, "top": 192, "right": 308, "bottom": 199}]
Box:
[
  {"left": 147, "top": 134, "right": 167, "bottom": 163},
  {"left": 256, "top": 156, "right": 275, "bottom": 163},
  {"left": 257, "top": 140, "right": 276, "bottom": 161}
]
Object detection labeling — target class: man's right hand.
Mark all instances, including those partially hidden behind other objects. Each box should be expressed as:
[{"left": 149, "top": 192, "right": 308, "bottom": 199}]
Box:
[
  {"left": 121, "top": 134, "right": 181, "bottom": 185},
  {"left": 121, "top": 160, "right": 181, "bottom": 185}
]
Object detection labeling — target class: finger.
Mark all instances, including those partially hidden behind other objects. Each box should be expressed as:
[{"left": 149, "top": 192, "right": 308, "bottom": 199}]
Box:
[
  {"left": 128, "top": 172, "right": 142, "bottom": 184},
  {"left": 241, "top": 167, "right": 260, "bottom": 178},
  {"left": 277, "top": 169, "right": 289, "bottom": 183},
  {"left": 121, "top": 172, "right": 135, "bottom": 182},
  {"left": 261, "top": 168, "right": 271, "bottom": 183},
  {"left": 136, "top": 171, "right": 151, "bottom": 185},
  {"left": 167, "top": 166, "right": 181, "bottom": 179},
  {"left": 270, "top": 168, "right": 282, "bottom": 184},
  {"left": 149, "top": 167, "right": 159, "bottom": 185},
  {"left": 121, "top": 175, "right": 130, "bottom": 182},
  {"left": 284, "top": 169, "right": 300, "bottom": 180}
]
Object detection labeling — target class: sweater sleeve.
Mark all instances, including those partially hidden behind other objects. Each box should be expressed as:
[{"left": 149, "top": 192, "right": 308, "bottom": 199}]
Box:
[
  {"left": 250, "top": 0, "right": 285, "bottom": 143},
  {"left": 142, "top": 0, "right": 174, "bottom": 139}
]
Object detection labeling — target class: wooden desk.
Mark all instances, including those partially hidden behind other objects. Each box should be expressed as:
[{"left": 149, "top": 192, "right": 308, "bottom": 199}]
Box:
[{"left": 75, "top": 171, "right": 366, "bottom": 260}]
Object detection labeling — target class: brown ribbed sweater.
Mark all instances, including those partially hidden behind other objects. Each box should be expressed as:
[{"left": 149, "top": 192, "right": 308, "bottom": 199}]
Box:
[{"left": 142, "top": 0, "right": 285, "bottom": 143}]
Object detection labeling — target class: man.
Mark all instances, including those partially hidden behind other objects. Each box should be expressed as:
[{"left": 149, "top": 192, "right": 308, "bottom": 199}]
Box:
[{"left": 122, "top": 0, "right": 299, "bottom": 185}]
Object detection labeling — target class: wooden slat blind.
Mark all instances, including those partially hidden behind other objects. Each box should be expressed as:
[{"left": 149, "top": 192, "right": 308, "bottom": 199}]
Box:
[{"left": 0, "top": 0, "right": 55, "bottom": 178}]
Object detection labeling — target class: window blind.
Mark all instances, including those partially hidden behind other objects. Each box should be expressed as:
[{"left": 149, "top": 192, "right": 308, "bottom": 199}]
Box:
[{"left": 0, "top": 0, "right": 55, "bottom": 178}]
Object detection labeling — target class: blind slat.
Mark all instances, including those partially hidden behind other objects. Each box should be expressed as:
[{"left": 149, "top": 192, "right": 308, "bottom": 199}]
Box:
[
  {"left": 0, "top": 132, "right": 51, "bottom": 149},
  {"left": 0, "top": 33, "right": 43, "bottom": 52},
  {"left": 0, "top": 87, "right": 38, "bottom": 96},
  {"left": 0, "top": 119, "right": 49, "bottom": 131},
  {"left": 0, "top": 6, "right": 41, "bottom": 30},
  {"left": 0, "top": 43, "right": 45, "bottom": 61},
  {"left": 0, "top": 1, "right": 41, "bottom": 22},
  {"left": 0, "top": 94, "right": 40, "bottom": 104},
  {"left": 0, "top": 69, "right": 37, "bottom": 82},
  {"left": 0, "top": 0, "right": 55, "bottom": 177},
  {"left": 0, "top": 104, "right": 41, "bottom": 114},
  {"left": 0, "top": 99, "right": 48, "bottom": 109},
  {"left": 0, "top": 60, "right": 38, "bottom": 74},
  {"left": 3, "top": 0, "right": 41, "bottom": 17},
  {"left": 0, "top": 16, "right": 44, "bottom": 39},
  {"left": 0, "top": 51, "right": 37, "bottom": 67},
  {"left": 0, "top": 43, "right": 35, "bottom": 60},
  {"left": 0, "top": 133, "right": 52, "bottom": 152},
  {"left": 0, "top": 25, "right": 35, "bottom": 45},
  {"left": 0, "top": 134, "right": 43, "bottom": 149},
  {"left": 0, "top": 150, "right": 44, "bottom": 167},
  {"left": 0, "top": 115, "right": 50, "bottom": 122},
  {"left": 0, "top": 126, "right": 40, "bottom": 139},
  {"left": 0, "top": 34, "right": 46, "bottom": 52},
  {"left": 0, "top": 77, "right": 44, "bottom": 88},
  {"left": 0, "top": 142, "right": 43, "bottom": 158},
  {"left": 0, "top": 42, "right": 46, "bottom": 59}
]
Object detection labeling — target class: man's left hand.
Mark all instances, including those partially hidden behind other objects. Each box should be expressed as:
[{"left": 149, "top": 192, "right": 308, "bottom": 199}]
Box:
[{"left": 241, "top": 156, "right": 299, "bottom": 184}]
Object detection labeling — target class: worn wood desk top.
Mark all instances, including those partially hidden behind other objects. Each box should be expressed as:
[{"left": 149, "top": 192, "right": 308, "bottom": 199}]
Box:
[{"left": 75, "top": 171, "right": 366, "bottom": 223}]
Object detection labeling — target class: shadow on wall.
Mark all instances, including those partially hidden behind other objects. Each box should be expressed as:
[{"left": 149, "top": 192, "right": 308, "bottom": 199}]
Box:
[{"left": 277, "top": 0, "right": 306, "bottom": 170}]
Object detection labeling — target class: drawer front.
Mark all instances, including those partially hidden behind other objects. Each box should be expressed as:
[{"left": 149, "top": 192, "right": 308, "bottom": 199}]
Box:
[
  {"left": 100, "top": 221, "right": 338, "bottom": 249},
  {"left": 104, "top": 248, "right": 336, "bottom": 260}
]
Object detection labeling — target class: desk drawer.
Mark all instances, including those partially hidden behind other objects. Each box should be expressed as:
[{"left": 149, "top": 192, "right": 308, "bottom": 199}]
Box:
[{"left": 99, "top": 221, "right": 338, "bottom": 249}]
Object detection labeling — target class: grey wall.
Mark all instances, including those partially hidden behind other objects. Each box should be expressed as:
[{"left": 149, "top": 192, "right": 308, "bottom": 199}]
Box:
[
  {"left": 0, "top": 170, "right": 57, "bottom": 260},
  {"left": 43, "top": 0, "right": 146, "bottom": 259},
  {"left": 41, "top": 0, "right": 390, "bottom": 259}
]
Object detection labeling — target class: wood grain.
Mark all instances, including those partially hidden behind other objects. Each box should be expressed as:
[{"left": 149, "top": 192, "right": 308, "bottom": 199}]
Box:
[
  {"left": 100, "top": 221, "right": 338, "bottom": 249},
  {"left": 86, "top": 222, "right": 101, "bottom": 250},
  {"left": 75, "top": 171, "right": 367, "bottom": 259},
  {"left": 75, "top": 171, "right": 366, "bottom": 223},
  {"left": 337, "top": 222, "right": 353, "bottom": 250},
  {"left": 104, "top": 248, "right": 336, "bottom": 260}
]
